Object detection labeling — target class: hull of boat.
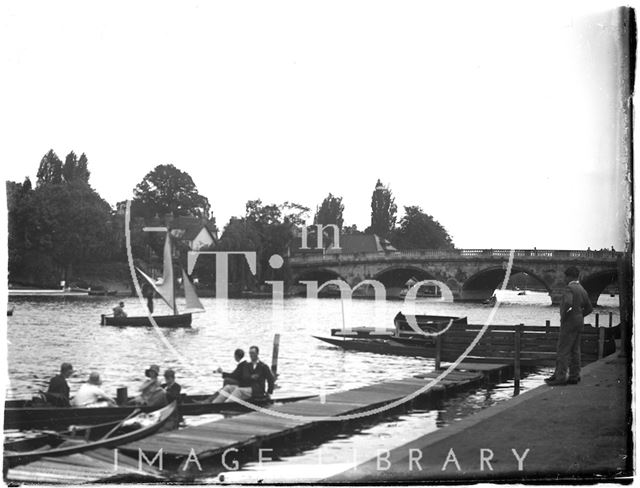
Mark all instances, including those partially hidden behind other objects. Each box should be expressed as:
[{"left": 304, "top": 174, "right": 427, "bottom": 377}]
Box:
[
  {"left": 4, "top": 393, "right": 315, "bottom": 431},
  {"left": 101, "top": 313, "right": 192, "bottom": 328},
  {"left": 8, "top": 290, "right": 88, "bottom": 297},
  {"left": 314, "top": 335, "right": 435, "bottom": 358},
  {"left": 4, "top": 402, "right": 177, "bottom": 468}
]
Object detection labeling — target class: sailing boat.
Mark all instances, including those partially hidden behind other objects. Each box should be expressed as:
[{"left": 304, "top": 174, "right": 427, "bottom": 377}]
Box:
[{"left": 101, "top": 233, "right": 204, "bottom": 328}]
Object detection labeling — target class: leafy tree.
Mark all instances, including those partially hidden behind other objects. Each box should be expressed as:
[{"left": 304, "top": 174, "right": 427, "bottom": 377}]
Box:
[
  {"left": 36, "top": 150, "right": 63, "bottom": 187},
  {"left": 391, "top": 205, "right": 455, "bottom": 250},
  {"left": 7, "top": 178, "right": 33, "bottom": 280},
  {"left": 61, "top": 151, "right": 91, "bottom": 183},
  {"left": 9, "top": 151, "right": 117, "bottom": 285},
  {"left": 131, "top": 164, "right": 212, "bottom": 220},
  {"left": 62, "top": 151, "right": 78, "bottom": 182},
  {"left": 215, "top": 200, "right": 309, "bottom": 289},
  {"left": 366, "top": 179, "right": 397, "bottom": 239},
  {"left": 18, "top": 181, "right": 113, "bottom": 282},
  {"left": 76, "top": 153, "right": 90, "bottom": 182},
  {"left": 314, "top": 193, "right": 344, "bottom": 228}
]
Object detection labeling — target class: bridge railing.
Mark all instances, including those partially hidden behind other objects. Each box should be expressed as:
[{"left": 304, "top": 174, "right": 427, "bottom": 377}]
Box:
[{"left": 288, "top": 249, "right": 620, "bottom": 264}]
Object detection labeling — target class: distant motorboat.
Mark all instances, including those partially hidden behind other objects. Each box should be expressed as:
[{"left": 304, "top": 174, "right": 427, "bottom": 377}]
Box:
[{"left": 88, "top": 287, "right": 118, "bottom": 296}]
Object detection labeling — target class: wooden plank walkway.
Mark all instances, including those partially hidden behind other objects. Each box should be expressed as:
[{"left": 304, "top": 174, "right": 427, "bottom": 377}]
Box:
[
  {"left": 6, "top": 447, "right": 164, "bottom": 484},
  {"left": 120, "top": 363, "right": 509, "bottom": 464}
]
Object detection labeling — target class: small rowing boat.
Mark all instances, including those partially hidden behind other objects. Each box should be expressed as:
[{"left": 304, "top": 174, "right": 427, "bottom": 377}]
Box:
[
  {"left": 329, "top": 312, "right": 467, "bottom": 340},
  {"left": 4, "top": 402, "right": 177, "bottom": 469},
  {"left": 4, "top": 392, "right": 315, "bottom": 431}
]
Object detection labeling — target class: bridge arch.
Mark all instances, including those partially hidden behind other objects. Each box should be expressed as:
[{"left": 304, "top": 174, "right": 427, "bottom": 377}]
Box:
[
  {"left": 581, "top": 268, "right": 618, "bottom": 305},
  {"left": 373, "top": 265, "right": 437, "bottom": 292},
  {"left": 461, "top": 266, "right": 552, "bottom": 302},
  {"left": 293, "top": 268, "right": 347, "bottom": 286}
]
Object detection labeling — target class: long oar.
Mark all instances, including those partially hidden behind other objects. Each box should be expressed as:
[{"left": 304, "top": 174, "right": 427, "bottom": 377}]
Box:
[{"left": 99, "top": 408, "right": 141, "bottom": 441}]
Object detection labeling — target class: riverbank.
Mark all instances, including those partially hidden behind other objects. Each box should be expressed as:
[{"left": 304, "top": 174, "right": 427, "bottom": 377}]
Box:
[{"left": 325, "top": 351, "right": 631, "bottom": 483}]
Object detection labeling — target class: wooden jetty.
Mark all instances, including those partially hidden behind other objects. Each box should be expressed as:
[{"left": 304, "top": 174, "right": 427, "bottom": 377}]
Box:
[
  {"left": 120, "top": 362, "right": 511, "bottom": 471},
  {"left": 6, "top": 448, "right": 164, "bottom": 484}
]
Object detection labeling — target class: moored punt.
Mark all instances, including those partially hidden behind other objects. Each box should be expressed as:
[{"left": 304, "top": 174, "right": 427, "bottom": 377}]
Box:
[
  {"left": 4, "top": 392, "right": 315, "bottom": 431},
  {"left": 101, "top": 312, "right": 193, "bottom": 328},
  {"left": 330, "top": 312, "right": 468, "bottom": 340},
  {"left": 4, "top": 402, "right": 177, "bottom": 469},
  {"left": 314, "top": 335, "right": 436, "bottom": 358},
  {"left": 317, "top": 322, "right": 618, "bottom": 366}
]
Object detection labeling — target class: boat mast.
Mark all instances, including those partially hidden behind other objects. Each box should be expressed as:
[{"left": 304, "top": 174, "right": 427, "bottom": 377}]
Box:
[{"left": 169, "top": 234, "right": 177, "bottom": 315}]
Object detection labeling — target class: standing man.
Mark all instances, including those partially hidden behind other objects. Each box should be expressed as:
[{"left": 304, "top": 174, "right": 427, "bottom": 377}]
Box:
[
  {"left": 545, "top": 266, "right": 593, "bottom": 386},
  {"left": 46, "top": 362, "right": 73, "bottom": 406},
  {"left": 142, "top": 283, "right": 154, "bottom": 313}
]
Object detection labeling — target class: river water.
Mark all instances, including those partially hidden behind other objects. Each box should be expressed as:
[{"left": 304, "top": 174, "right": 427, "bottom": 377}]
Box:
[
  {"left": 6, "top": 293, "right": 619, "bottom": 400},
  {"left": 5, "top": 294, "right": 619, "bottom": 479}
]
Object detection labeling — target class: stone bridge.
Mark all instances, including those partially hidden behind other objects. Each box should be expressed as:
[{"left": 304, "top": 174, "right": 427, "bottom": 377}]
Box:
[{"left": 288, "top": 249, "right": 621, "bottom": 304}]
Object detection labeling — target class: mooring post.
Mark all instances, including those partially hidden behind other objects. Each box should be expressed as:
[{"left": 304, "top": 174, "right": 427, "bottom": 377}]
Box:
[
  {"left": 116, "top": 387, "right": 128, "bottom": 406},
  {"left": 545, "top": 320, "right": 550, "bottom": 333},
  {"left": 514, "top": 324, "right": 523, "bottom": 396},
  {"left": 435, "top": 334, "right": 442, "bottom": 371},
  {"left": 595, "top": 313, "right": 599, "bottom": 328},
  {"left": 609, "top": 312, "right": 613, "bottom": 328},
  {"left": 598, "top": 327, "right": 605, "bottom": 359},
  {"left": 271, "top": 333, "right": 281, "bottom": 377}
]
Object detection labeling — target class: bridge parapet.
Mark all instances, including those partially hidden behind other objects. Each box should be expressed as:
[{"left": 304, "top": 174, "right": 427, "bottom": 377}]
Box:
[{"left": 289, "top": 249, "right": 620, "bottom": 266}]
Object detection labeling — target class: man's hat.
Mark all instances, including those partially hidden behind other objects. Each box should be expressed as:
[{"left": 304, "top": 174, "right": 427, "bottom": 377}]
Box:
[{"left": 145, "top": 364, "right": 160, "bottom": 377}]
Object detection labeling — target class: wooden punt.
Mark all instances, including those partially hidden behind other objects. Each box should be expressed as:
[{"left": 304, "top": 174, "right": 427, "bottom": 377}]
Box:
[{"left": 317, "top": 322, "right": 618, "bottom": 366}]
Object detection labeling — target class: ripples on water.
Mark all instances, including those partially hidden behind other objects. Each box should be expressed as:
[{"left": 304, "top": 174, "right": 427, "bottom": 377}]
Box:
[
  {"left": 5, "top": 295, "right": 619, "bottom": 480},
  {"left": 6, "top": 295, "right": 619, "bottom": 400}
]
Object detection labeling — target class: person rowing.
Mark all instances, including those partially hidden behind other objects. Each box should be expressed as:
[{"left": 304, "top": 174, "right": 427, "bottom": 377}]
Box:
[
  {"left": 71, "top": 372, "right": 116, "bottom": 407},
  {"left": 45, "top": 362, "right": 73, "bottom": 406}
]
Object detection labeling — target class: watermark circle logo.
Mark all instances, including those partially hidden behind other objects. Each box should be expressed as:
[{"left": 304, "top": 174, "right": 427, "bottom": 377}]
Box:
[{"left": 124, "top": 200, "right": 515, "bottom": 422}]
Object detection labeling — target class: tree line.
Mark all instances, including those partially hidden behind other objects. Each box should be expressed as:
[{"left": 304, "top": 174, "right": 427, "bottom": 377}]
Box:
[{"left": 7, "top": 150, "right": 454, "bottom": 287}]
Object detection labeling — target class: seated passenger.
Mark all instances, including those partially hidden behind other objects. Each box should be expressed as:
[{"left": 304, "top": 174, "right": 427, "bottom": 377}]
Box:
[
  {"left": 71, "top": 372, "right": 116, "bottom": 407},
  {"left": 212, "top": 346, "right": 275, "bottom": 404},
  {"left": 206, "top": 349, "right": 246, "bottom": 402},
  {"left": 161, "top": 369, "right": 182, "bottom": 403},
  {"left": 113, "top": 301, "right": 127, "bottom": 318},
  {"left": 132, "top": 364, "right": 167, "bottom": 407},
  {"left": 46, "top": 362, "right": 73, "bottom": 406}
]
